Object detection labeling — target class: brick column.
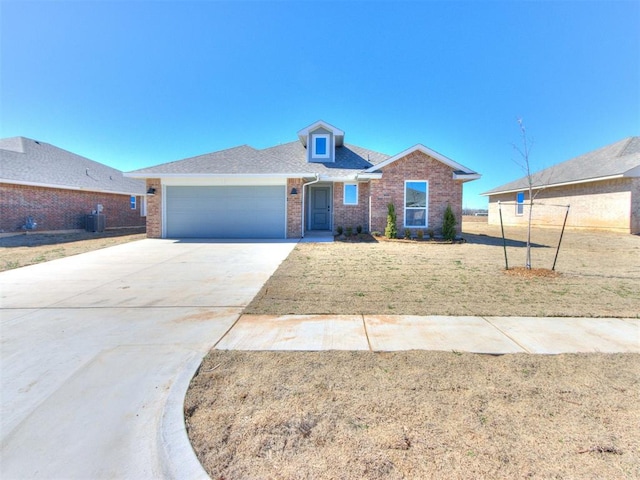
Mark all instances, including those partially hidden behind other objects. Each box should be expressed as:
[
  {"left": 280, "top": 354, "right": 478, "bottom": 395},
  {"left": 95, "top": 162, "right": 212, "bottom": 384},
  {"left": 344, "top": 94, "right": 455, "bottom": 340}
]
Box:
[
  {"left": 146, "top": 179, "right": 162, "bottom": 238},
  {"left": 287, "top": 178, "right": 303, "bottom": 238}
]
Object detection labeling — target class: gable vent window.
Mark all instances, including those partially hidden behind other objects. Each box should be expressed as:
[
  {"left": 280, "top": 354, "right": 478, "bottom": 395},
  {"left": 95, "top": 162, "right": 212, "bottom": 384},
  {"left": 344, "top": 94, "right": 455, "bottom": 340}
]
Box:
[{"left": 312, "top": 134, "right": 330, "bottom": 159}]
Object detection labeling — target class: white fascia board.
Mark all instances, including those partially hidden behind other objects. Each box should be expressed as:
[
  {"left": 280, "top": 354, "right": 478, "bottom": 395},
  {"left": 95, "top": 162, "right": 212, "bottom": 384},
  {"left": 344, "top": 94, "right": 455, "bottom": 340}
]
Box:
[
  {"left": 356, "top": 173, "right": 383, "bottom": 180},
  {"left": 481, "top": 174, "right": 626, "bottom": 196},
  {"left": 125, "top": 173, "right": 305, "bottom": 179},
  {"left": 453, "top": 172, "right": 482, "bottom": 182},
  {"left": 365, "top": 144, "right": 474, "bottom": 174},
  {"left": 0, "top": 179, "right": 143, "bottom": 196},
  {"left": 317, "top": 175, "right": 358, "bottom": 182},
  {"left": 162, "top": 176, "right": 288, "bottom": 187},
  {"left": 315, "top": 173, "right": 382, "bottom": 182}
]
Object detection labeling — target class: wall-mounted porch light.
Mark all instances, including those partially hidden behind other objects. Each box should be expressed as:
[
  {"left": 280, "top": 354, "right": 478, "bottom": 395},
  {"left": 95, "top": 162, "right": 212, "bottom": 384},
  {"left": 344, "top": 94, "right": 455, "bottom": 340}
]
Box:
[
  {"left": 147, "top": 187, "right": 156, "bottom": 195},
  {"left": 290, "top": 187, "right": 298, "bottom": 195}
]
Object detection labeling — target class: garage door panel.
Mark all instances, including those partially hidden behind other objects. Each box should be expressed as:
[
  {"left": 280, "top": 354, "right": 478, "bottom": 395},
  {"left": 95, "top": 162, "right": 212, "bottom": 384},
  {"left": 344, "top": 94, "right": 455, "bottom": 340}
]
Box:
[{"left": 166, "top": 186, "right": 286, "bottom": 238}]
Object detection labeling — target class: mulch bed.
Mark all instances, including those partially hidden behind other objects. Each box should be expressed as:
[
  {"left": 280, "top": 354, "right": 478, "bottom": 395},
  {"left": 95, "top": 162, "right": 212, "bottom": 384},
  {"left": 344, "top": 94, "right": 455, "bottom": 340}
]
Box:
[{"left": 505, "top": 267, "right": 561, "bottom": 278}]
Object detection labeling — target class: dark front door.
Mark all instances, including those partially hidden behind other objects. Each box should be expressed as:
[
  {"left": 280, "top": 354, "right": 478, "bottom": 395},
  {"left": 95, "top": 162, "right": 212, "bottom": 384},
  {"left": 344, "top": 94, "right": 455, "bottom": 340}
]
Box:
[{"left": 310, "top": 186, "right": 331, "bottom": 230}]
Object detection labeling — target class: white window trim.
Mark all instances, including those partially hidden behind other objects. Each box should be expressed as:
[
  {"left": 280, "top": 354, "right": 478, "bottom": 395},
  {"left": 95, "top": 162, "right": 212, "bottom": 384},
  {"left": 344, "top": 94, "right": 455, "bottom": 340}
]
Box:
[
  {"left": 130, "top": 195, "right": 136, "bottom": 210},
  {"left": 312, "top": 134, "right": 330, "bottom": 159},
  {"left": 343, "top": 183, "right": 358, "bottom": 205},
  {"left": 403, "top": 180, "right": 428, "bottom": 228},
  {"left": 140, "top": 196, "right": 147, "bottom": 217},
  {"left": 516, "top": 191, "right": 525, "bottom": 216}
]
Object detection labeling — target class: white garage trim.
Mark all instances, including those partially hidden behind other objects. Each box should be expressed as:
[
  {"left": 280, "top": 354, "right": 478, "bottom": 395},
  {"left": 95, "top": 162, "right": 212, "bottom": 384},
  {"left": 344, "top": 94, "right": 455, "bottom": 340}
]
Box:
[{"left": 162, "top": 177, "right": 287, "bottom": 187}]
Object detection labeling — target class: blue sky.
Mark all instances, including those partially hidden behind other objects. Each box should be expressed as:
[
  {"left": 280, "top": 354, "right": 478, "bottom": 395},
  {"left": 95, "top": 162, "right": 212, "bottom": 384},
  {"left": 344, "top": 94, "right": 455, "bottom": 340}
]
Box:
[{"left": 2, "top": 0, "right": 638, "bottom": 208}]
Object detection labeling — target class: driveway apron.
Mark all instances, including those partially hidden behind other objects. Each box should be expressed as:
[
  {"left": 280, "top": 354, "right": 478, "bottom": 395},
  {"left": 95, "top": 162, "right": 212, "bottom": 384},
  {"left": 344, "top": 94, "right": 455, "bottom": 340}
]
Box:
[{"left": 0, "top": 239, "right": 295, "bottom": 480}]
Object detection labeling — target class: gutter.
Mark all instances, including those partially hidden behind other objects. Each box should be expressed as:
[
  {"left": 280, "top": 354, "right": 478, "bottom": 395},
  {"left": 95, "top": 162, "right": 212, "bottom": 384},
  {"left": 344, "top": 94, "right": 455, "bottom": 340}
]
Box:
[{"left": 300, "top": 174, "right": 321, "bottom": 238}]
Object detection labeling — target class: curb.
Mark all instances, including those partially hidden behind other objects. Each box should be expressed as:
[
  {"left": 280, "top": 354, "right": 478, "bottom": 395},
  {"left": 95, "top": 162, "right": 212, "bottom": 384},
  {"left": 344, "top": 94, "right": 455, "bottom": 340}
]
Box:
[{"left": 159, "top": 351, "right": 210, "bottom": 480}]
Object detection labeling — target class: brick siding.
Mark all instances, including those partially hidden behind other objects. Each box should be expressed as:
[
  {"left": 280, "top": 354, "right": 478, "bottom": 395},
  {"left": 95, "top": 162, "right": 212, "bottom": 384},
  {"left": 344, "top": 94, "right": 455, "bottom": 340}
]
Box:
[
  {"left": 143, "top": 152, "right": 470, "bottom": 240},
  {"left": 333, "top": 182, "right": 370, "bottom": 233},
  {"left": 287, "top": 178, "right": 303, "bottom": 238},
  {"left": 369, "top": 150, "right": 463, "bottom": 235},
  {"left": 487, "top": 177, "right": 638, "bottom": 234},
  {"left": 145, "top": 179, "right": 162, "bottom": 238},
  {"left": 0, "top": 183, "right": 146, "bottom": 232}
]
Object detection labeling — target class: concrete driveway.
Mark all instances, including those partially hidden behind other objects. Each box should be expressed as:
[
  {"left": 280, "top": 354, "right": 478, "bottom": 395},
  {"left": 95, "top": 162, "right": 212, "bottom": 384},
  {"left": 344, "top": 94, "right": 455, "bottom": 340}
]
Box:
[{"left": 0, "top": 239, "right": 296, "bottom": 480}]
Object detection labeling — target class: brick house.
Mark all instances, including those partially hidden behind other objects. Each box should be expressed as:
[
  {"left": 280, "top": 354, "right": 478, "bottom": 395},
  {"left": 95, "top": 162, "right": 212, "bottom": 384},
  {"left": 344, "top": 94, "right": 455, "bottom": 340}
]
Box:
[
  {"left": 126, "top": 121, "right": 480, "bottom": 239},
  {"left": 482, "top": 137, "right": 640, "bottom": 234},
  {"left": 1, "top": 137, "right": 146, "bottom": 232}
]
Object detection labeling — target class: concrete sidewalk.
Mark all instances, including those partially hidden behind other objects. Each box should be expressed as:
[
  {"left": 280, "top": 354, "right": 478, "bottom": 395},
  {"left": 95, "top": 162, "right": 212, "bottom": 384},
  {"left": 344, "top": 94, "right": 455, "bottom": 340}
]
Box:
[{"left": 216, "top": 314, "right": 640, "bottom": 354}]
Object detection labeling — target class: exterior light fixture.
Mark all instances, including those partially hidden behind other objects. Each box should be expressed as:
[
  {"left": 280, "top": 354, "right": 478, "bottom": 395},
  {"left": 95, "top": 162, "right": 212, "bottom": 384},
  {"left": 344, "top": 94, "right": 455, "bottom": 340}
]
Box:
[
  {"left": 290, "top": 187, "right": 298, "bottom": 195},
  {"left": 147, "top": 187, "right": 156, "bottom": 195}
]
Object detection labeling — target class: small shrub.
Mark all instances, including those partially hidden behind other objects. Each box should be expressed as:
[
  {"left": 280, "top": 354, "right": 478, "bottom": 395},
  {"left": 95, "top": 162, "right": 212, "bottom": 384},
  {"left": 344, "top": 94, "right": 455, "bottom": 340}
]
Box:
[
  {"left": 371, "top": 231, "right": 382, "bottom": 237},
  {"left": 427, "top": 228, "right": 435, "bottom": 239},
  {"left": 404, "top": 228, "right": 411, "bottom": 239},
  {"left": 442, "top": 204, "right": 457, "bottom": 241},
  {"left": 385, "top": 203, "right": 398, "bottom": 239},
  {"left": 356, "top": 225, "right": 363, "bottom": 234},
  {"left": 346, "top": 226, "right": 353, "bottom": 237},
  {"left": 416, "top": 229, "right": 424, "bottom": 240},
  {"left": 336, "top": 226, "right": 343, "bottom": 235}
]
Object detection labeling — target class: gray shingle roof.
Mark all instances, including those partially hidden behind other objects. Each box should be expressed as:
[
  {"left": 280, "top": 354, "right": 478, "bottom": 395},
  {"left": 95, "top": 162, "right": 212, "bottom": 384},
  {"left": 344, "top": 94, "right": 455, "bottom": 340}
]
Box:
[
  {"left": 127, "top": 141, "right": 391, "bottom": 178},
  {"left": 482, "top": 137, "right": 640, "bottom": 195},
  {"left": 0, "top": 137, "right": 145, "bottom": 195}
]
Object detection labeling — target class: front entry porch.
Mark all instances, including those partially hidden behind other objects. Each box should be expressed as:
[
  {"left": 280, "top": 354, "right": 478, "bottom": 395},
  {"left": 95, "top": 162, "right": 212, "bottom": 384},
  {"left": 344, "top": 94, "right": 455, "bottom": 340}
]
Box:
[{"left": 300, "top": 230, "right": 334, "bottom": 242}]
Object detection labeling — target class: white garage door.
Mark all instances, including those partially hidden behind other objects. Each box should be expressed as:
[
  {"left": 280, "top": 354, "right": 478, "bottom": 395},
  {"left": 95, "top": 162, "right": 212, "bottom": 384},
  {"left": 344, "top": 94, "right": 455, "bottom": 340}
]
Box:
[{"left": 165, "top": 186, "right": 286, "bottom": 238}]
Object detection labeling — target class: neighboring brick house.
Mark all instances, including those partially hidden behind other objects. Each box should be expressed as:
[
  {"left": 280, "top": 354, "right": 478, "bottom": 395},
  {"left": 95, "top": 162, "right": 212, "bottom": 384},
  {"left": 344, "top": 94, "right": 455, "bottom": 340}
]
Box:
[
  {"left": 0, "top": 137, "right": 146, "bottom": 232},
  {"left": 482, "top": 137, "right": 640, "bottom": 234},
  {"left": 126, "top": 121, "right": 480, "bottom": 239}
]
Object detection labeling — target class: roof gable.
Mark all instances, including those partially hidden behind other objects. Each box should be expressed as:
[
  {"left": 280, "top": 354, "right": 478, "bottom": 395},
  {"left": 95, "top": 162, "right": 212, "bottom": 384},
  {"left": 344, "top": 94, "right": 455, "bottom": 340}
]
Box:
[
  {"left": 297, "top": 120, "right": 344, "bottom": 147},
  {"left": 365, "top": 144, "right": 479, "bottom": 180},
  {"left": 482, "top": 136, "right": 640, "bottom": 195},
  {"left": 0, "top": 136, "right": 145, "bottom": 195}
]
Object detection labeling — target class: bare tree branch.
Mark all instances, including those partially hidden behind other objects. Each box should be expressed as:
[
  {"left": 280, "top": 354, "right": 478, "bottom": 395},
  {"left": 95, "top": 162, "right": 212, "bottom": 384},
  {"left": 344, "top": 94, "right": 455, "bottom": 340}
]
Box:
[{"left": 512, "top": 118, "right": 534, "bottom": 269}]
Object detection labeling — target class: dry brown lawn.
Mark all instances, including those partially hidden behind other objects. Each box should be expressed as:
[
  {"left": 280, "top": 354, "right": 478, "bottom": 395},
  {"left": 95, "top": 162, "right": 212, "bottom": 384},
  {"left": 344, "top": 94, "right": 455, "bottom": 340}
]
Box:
[
  {"left": 187, "top": 350, "right": 640, "bottom": 479},
  {"left": 246, "top": 219, "right": 640, "bottom": 318},
  {"left": 187, "top": 219, "right": 639, "bottom": 479},
  {"left": 0, "top": 228, "right": 146, "bottom": 271},
  {"left": 3, "top": 221, "right": 638, "bottom": 478}
]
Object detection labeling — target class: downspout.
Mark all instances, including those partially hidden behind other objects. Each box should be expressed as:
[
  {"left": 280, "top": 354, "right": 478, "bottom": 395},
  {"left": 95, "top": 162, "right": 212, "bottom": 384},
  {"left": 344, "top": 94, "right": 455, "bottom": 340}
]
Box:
[{"left": 301, "top": 174, "right": 321, "bottom": 238}]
